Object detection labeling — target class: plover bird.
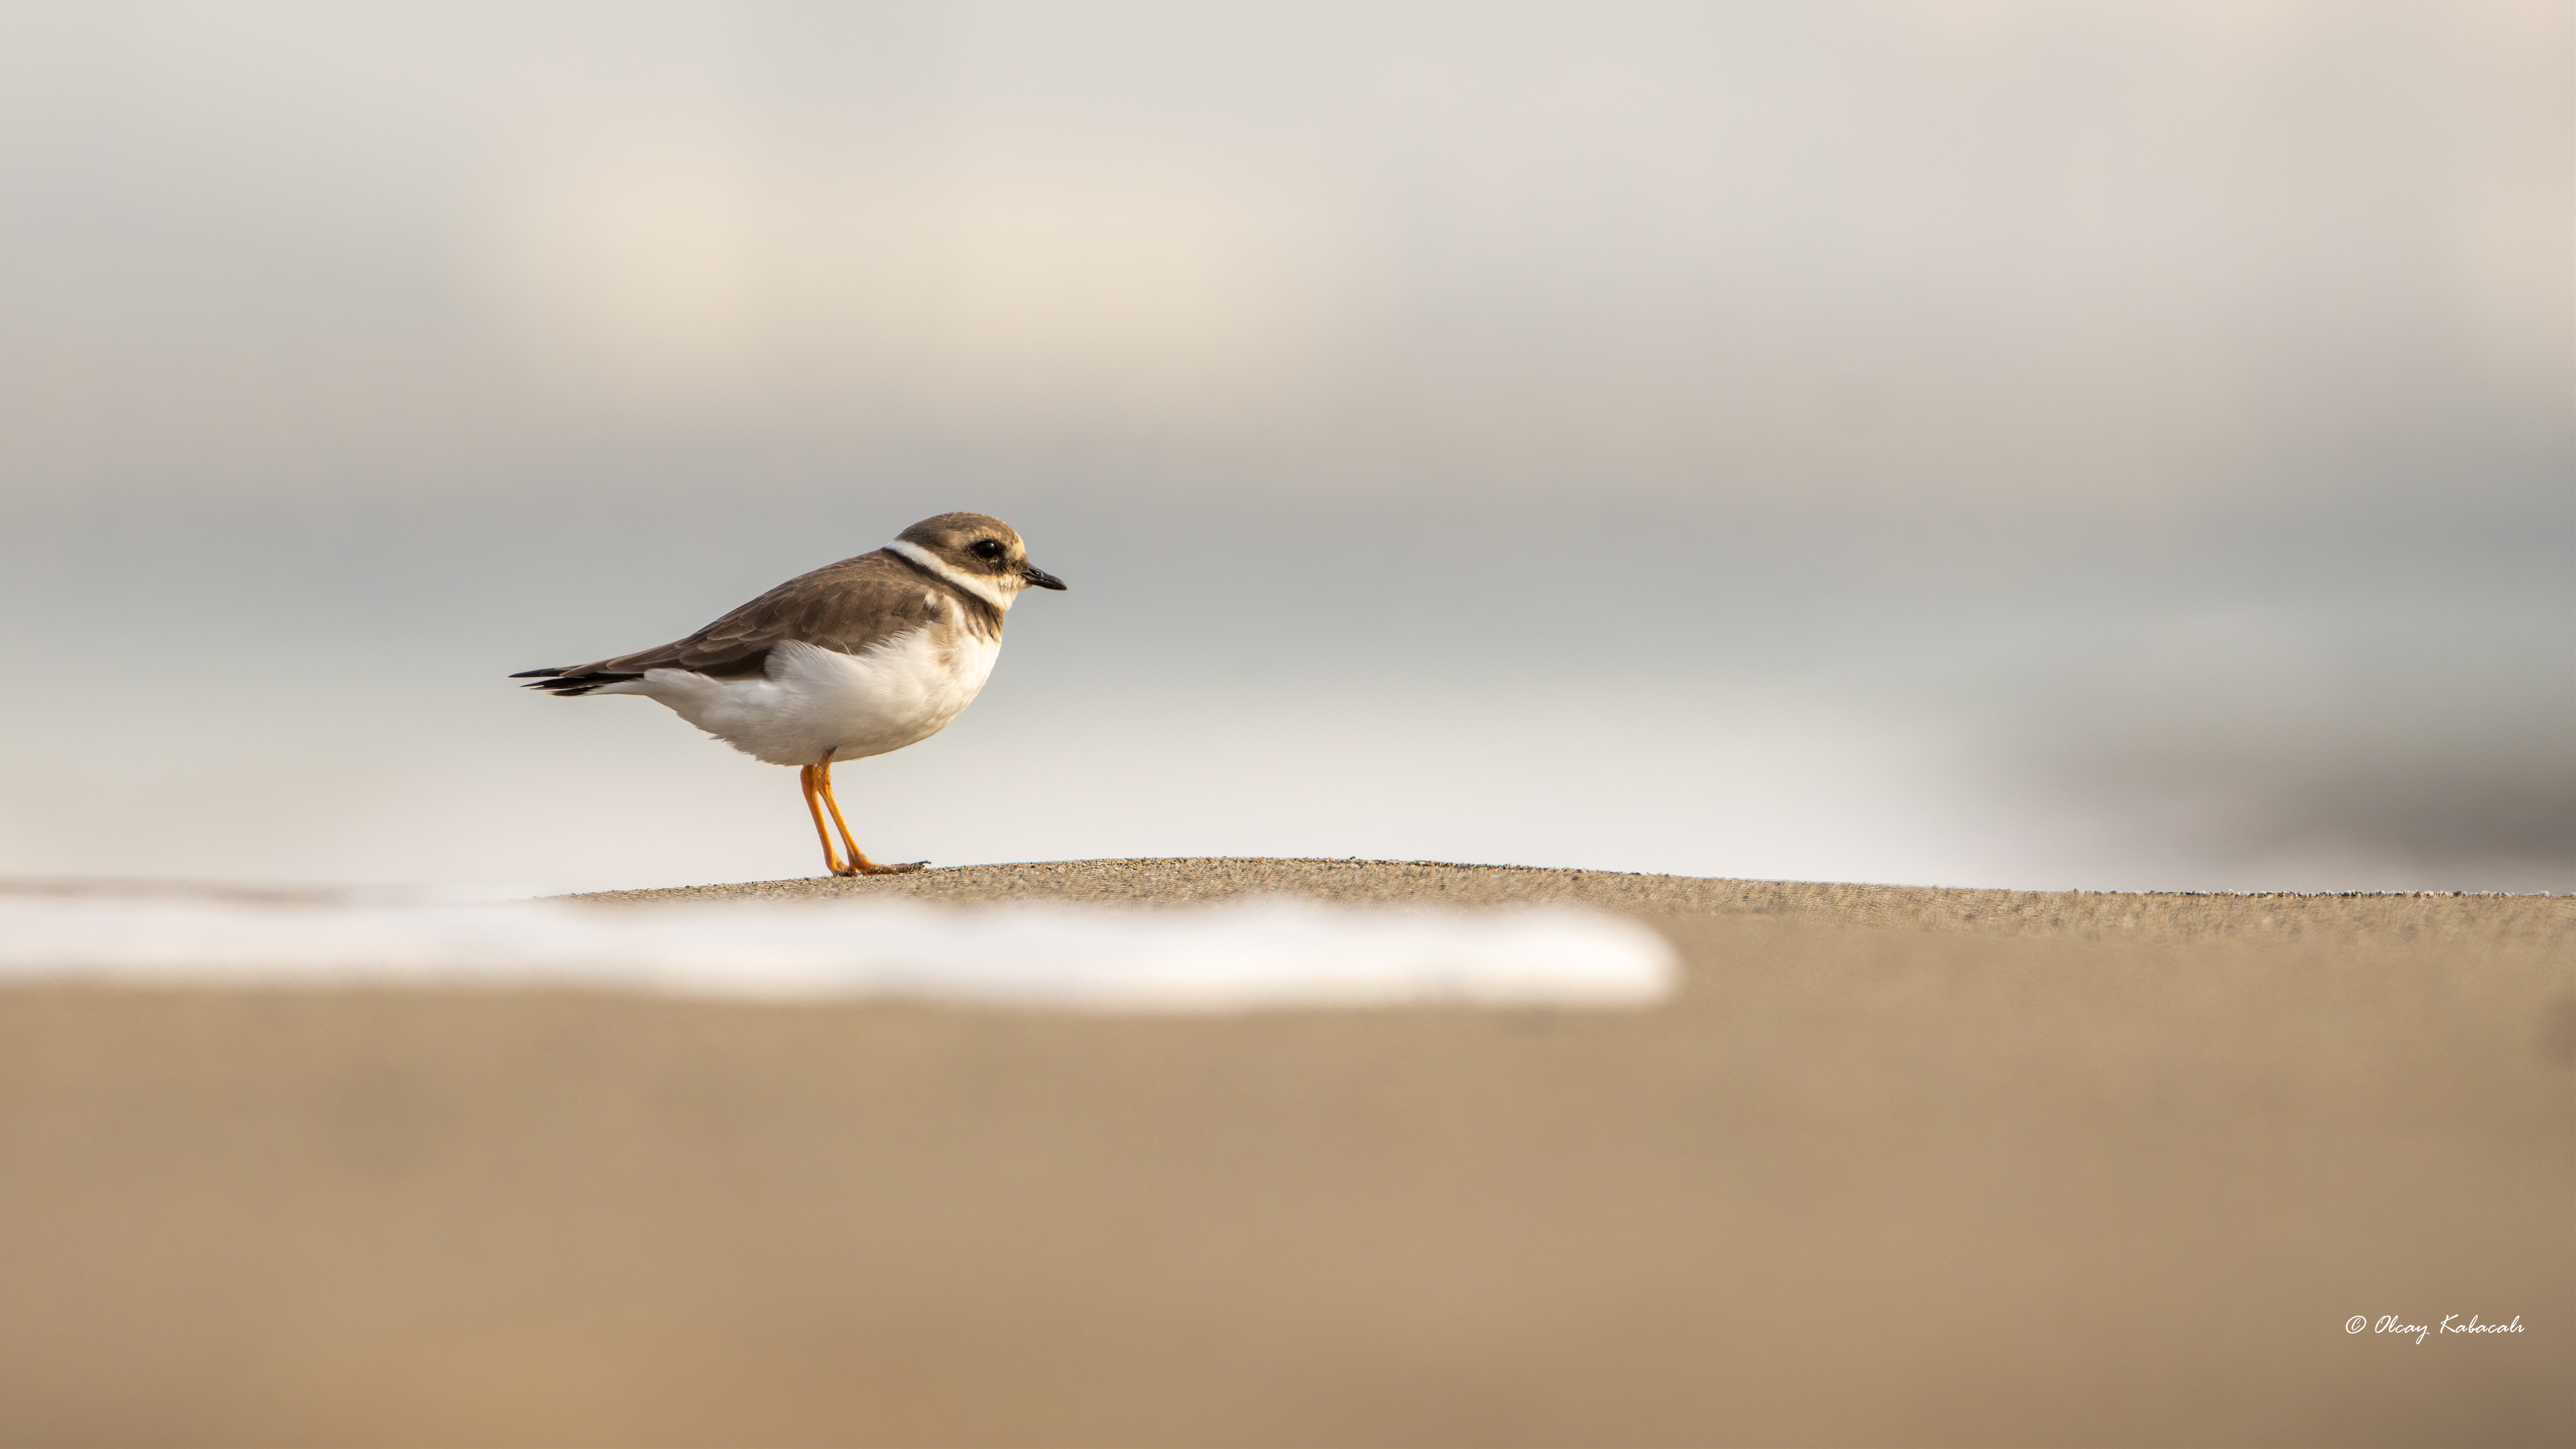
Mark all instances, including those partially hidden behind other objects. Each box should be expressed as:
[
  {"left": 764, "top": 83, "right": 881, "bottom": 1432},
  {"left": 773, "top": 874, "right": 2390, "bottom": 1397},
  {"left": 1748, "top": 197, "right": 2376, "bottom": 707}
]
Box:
[{"left": 513, "top": 512, "right": 1066, "bottom": 877}]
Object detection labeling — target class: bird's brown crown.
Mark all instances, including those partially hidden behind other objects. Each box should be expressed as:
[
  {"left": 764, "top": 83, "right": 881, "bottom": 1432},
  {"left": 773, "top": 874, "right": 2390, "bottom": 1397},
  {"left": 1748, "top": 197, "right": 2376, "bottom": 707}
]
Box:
[{"left": 897, "top": 513, "right": 1030, "bottom": 578}]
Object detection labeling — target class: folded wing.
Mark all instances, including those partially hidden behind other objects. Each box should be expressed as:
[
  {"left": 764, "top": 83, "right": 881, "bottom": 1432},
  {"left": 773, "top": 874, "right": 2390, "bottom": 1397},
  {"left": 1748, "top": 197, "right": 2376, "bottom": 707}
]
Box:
[{"left": 511, "top": 551, "right": 1001, "bottom": 696}]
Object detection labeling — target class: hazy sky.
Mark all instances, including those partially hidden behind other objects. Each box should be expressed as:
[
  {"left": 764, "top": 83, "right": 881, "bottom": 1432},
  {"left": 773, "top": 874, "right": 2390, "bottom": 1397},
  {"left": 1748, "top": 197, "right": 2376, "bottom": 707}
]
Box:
[{"left": 2, "top": 2, "right": 2567, "bottom": 892}]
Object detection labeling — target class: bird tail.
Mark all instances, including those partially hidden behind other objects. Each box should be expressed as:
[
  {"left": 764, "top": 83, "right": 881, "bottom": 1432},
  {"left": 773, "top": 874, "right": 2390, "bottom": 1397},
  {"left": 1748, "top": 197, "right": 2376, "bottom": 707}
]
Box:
[{"left": 509, "top": 667, "right": 642, "bottom": 698}]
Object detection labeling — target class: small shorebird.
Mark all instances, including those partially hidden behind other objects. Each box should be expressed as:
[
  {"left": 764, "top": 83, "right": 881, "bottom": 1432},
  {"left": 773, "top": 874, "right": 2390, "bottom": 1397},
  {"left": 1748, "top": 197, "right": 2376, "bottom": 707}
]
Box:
[{"left": 513, "top": 512, "right": 1066, "bottom": 876}]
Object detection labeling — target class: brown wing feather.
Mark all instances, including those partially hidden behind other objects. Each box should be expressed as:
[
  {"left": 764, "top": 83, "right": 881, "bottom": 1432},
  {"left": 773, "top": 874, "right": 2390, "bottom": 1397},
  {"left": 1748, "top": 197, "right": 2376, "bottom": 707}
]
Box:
[{"left": 553, "top": 550, "right": 1000, "bottom": 682}]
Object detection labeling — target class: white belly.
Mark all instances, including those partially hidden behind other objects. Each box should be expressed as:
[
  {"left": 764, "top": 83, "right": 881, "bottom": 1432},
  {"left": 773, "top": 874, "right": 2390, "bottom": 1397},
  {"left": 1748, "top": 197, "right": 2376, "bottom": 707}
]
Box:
[{"left": 601, "top": 630, "right": 1001, "bottom": 767}]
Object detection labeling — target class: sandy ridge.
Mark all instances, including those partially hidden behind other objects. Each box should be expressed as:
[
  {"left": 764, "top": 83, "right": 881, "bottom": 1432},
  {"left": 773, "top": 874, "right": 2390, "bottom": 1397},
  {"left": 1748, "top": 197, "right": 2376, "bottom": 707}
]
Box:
[{"left": 575, "top": 855, "right": 2575, "bottom": 949}]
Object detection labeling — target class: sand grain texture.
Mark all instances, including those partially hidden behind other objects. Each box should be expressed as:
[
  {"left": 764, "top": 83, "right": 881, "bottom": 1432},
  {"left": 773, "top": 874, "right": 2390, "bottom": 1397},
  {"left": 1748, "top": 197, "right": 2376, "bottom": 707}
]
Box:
[{"left": 2, "top": 859, "right": 2568, "bottom": 1446}]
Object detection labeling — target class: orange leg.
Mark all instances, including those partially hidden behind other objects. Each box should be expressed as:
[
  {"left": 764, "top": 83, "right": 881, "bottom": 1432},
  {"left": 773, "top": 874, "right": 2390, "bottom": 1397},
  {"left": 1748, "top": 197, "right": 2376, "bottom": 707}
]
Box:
[
  {"left": 814, "top": 758, "right": 877, "bottom": 875},
  {"left": 799, "top": 764, "right": 852, "bottom": 877},
  {"left": 814, "top": 759, "right": 926, "bottom": 876}
]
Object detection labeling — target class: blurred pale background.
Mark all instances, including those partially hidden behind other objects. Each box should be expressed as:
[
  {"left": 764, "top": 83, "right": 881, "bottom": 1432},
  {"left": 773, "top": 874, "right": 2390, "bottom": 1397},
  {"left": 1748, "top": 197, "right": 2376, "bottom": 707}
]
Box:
[{"left": 0, "top": 1, "right": 2566, "bottom": 895}]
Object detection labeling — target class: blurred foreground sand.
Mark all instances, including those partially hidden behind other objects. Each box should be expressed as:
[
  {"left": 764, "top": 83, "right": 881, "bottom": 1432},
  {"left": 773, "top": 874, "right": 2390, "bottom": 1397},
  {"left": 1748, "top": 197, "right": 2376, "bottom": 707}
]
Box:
[{"left": 3, "top": 860, "right": 2569, "bottom": 1446}]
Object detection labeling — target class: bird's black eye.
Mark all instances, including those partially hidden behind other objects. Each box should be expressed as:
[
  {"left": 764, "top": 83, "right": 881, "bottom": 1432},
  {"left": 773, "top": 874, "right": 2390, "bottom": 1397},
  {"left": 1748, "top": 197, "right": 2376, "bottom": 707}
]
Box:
[{"left": 969, "top": 539, "right": 1005, "bottom": 561}]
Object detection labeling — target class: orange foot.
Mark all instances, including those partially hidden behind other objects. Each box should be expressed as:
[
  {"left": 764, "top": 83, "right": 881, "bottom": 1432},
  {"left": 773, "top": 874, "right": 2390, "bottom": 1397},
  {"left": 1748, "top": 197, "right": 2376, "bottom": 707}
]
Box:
[
  {"left": 826, "top": 859, "right": 926, "bottom": 877},
  {"left": 808, "top": 762, "right": 926, "bottom": 878}
]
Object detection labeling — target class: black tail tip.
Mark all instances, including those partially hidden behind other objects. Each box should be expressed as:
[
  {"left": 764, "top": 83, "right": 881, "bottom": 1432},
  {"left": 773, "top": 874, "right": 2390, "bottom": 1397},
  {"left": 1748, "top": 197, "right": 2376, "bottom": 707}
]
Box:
[{"left": 508, "top": 667, "right": 565, "bottom": 678}]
